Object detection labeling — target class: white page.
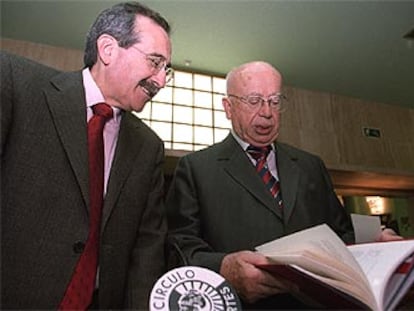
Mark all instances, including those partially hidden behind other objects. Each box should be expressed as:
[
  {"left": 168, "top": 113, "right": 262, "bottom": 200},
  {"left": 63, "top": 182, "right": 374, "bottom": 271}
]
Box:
[
  {"left": 256, "top": 224, "right": 361, "bottom": 272},
  {"left": 347, "top": 240, "right": 414, "bottom": 310},
  {"left": 351, "top": 213, "right": 382, "bottom": 243}
]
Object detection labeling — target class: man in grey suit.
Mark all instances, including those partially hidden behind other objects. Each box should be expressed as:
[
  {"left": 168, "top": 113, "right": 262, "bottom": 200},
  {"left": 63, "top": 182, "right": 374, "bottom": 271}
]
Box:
[
  {"left": 165, "top": 61, "right": 354, "bottom": 309},
  {"left": 1, "top": 2, "right": 172, "bottom": 309}
]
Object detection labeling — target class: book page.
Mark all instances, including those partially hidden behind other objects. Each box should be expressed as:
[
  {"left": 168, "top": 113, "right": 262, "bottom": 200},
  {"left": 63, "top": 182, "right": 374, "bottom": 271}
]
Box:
[
  {"left": 351, "top": 213, "right": 382, "bottom": 243},
  {"left": 256, "top": 224, "right": 374, "bottom": 305},
  {"left": 256, "top": 224, "right": 365, "bottom": 277},
  {"left": 265, "top": 248, "right": 366, "bottom": 288},
  {"left": 347, "top": 239, "right": 414, "bottom": 310}
]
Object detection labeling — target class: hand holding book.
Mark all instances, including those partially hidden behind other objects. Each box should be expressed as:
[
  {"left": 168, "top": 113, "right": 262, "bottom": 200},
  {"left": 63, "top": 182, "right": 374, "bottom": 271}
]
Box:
[
  {"left": 219, "top": 250, "right": 293, "bottom": 304},
  {"left": 255, "top": 224, "right": 414, "bottom": 311}
]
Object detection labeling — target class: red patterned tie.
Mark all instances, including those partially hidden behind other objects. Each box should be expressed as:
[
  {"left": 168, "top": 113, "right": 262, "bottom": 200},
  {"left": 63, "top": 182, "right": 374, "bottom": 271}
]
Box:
[
  {"left": 59, "top": 103, "right": 113, "bottom": 310},
  {"left": 247, "top": 145, "right": 283, "bottom": 208}
]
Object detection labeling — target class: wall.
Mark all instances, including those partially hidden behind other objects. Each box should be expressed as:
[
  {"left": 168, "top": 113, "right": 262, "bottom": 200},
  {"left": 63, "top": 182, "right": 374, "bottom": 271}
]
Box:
[
  {"left": 279, "top": 86, "right": 414, "bottom": 175},
  {"left": 1, "top": 38, "right": 83, "bottom": 71},
  {"left": 2, "top": 37, "right": 414, "bottom": 182}
]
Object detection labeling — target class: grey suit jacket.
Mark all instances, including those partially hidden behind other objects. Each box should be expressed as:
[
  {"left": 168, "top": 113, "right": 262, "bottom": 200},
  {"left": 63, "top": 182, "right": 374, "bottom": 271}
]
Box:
[
  {"left": 1, "top": 51, "right": 167, "bottom": 309},
  {"left": 166, "top": 134, "right": 354, "bottom": 308}
]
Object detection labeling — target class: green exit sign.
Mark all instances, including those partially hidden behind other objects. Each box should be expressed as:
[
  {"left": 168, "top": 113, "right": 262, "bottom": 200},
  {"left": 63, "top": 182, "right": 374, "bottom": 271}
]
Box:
[{"left": 363, "top": 127, "right": 381, "bottom": 138}]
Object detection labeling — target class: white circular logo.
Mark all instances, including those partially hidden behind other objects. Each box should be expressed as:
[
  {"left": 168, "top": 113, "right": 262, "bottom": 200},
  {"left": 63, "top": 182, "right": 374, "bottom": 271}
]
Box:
[{"left": 149, "top": 266, "right": 242, "bottom": 311}]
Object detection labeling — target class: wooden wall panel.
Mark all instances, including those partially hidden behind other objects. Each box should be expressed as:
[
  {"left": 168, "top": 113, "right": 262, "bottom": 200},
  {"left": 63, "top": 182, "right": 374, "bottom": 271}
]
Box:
[
  {"left": 278, "top": 86, "right": 302, "bottom": 148},
  {"left": 279, "top": 86, "right": 341, "bottom": 165},
  {"left": 331, "top": 99, "right": 384, "bottom": 168},
  {"left": 330, "top": 94, "right": 414, "bottom": 173},
  {"left": 381, "top": 105, "right": 414, "bottom": 171},
  {"left": 387, "top": 142, "right": 414, "bottom": 171},
  {"left": 2, "top": 38, "right": 413, "bottom": 177},
  {"left": 1, "top": 38, "right": 83, "bottom": 71}
]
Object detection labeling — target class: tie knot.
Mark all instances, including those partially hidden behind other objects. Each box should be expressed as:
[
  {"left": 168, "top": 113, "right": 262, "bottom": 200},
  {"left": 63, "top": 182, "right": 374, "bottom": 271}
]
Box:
[
  {"left": 246, "top": 145, "right": 271, "bottom": 160},
  {"left": 92, "top": 103, "right": 113, "bottom": 120}
]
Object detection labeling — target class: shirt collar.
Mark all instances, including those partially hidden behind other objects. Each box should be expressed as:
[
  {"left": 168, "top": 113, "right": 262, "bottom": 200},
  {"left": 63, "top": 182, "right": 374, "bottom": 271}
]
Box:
[
  {"left": 82, "top": 68, "right": 121, "bottom": 121},
  {"left": 230, "top": 130, "right": 275, "bottom": 152}
]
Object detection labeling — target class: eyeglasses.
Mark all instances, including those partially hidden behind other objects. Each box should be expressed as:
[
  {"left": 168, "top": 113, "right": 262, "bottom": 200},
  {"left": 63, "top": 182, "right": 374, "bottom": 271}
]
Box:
[
  {"left": 130, "top": 46, "right": 174, "bottom": 83},
  {"left": 227, "top": 93, "right": 286, "bottom": 112}
]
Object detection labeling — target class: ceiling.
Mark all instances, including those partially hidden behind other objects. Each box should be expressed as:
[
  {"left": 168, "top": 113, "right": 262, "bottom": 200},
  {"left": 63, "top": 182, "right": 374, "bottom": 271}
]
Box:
[{"left": 1, "top": 0, "right": 414, "bottom": 109}]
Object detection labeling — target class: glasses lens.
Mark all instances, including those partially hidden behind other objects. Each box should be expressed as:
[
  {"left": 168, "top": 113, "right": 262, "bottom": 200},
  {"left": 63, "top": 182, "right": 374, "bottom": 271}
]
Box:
[
  {"left": 147, "top": 56, "right": 164, "bottom": 72},
  {"left": 271, "top": 95, "right": 286, "bottom": 112},
  {"left": 246, "top": 96, "right": 263, "bottom": 108},
  {"left": 166, "top": 67, "right": 174, "bottom": 84},
  {"left": 269, "top": 96, "right": 281, "bottom": 107}
]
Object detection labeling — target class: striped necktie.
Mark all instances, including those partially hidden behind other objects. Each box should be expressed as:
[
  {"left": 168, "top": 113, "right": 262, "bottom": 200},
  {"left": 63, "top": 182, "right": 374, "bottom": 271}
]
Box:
[{"left": 247, "top": 145, "right": 283, "bottom": 208}]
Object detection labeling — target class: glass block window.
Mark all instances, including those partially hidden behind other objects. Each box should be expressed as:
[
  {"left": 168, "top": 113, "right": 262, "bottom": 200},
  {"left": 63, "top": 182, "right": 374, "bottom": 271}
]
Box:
[{"left": 134, "top": 70, "right": 231, "bottom": 151}]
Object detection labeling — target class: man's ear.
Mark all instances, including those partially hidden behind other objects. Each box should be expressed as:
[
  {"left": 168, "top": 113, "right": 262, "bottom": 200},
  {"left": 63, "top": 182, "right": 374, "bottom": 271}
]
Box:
[
  {"left": 222, "top": 97, "right": 232, "bottom": 120},
  {"left": 96, "top": 34, "right": 117, "bottom": 65}
]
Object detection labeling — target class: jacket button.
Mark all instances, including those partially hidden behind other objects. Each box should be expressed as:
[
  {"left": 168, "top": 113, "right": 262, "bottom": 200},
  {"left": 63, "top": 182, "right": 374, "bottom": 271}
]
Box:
[{"left": 73, "top": 241, "right": 85, "bottom": 253}]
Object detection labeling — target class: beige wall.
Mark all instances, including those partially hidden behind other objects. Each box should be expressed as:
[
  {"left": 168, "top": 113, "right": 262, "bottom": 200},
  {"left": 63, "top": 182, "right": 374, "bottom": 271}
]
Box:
[
  {"left": 279, "top": 87, "right": 414, "bottom": 175},
  {"left": 2, "top": 38, "right": 414, "bottom": 177},
  {"left": 1, "top": 38, "right": 83, "bottom": 71}
]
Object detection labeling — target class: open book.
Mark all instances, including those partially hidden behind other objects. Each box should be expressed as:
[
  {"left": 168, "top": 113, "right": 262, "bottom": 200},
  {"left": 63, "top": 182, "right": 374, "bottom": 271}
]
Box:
[{"left": 255, "top": 224, "right": 414, "bottom": 311}]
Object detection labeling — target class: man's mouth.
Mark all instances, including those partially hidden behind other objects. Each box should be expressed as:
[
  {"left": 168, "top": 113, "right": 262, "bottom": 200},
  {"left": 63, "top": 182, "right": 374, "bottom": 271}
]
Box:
[{"left": 255, "top": 125, "right": 272, "bottom": 134}]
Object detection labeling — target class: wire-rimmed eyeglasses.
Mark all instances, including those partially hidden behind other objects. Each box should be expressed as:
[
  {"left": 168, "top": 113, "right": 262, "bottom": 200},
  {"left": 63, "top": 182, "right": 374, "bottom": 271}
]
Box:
[
  {"left": 227, "top": 93, "right": 286, "bottom": 112},
  {"left": 130, "top": 46, "right": 174, "bottom": 83}
]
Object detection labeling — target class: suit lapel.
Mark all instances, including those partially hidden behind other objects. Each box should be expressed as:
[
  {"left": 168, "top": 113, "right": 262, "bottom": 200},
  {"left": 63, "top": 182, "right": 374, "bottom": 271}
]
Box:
[
  {"left": 220, "top": 135, "right": 283, "bottom": 219},
  {"left": 276, "top": 143, "right": 300, "bottom": 223},
  {"left": 44, "top": 71, "right": 89, "bottom": 209},
  {"left": 44, "top": 73, "right": 145, "bottom": 228},
  {"left": 101, "top": 112, "right": 142, "bottom": 231}
]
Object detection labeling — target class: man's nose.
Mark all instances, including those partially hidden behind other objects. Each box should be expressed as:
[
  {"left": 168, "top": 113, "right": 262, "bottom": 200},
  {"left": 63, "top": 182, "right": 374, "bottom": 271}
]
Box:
[
  {"left": 258, "top": 100, "right": 272, "bottom": 116},
  {"left": 152, "top": 69, "right": 168, "bottom": 88}
]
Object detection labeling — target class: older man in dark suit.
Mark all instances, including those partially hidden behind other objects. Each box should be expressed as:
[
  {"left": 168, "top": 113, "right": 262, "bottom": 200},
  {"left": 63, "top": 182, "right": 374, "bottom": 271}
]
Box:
[
  {"left": 166, "top": 61, "right": 402, "bottom": 309},
  {"left": 166, "top": 61, "right": 354, "bottom": 309},
  {"left": 1, "top": 2, "right": 172, "bottom": 309}
]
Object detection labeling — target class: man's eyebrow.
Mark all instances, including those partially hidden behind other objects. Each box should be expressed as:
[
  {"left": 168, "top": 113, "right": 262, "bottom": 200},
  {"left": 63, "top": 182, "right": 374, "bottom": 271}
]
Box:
[{"left": 147, "top": 52, "right": 166, "bottom": 59}]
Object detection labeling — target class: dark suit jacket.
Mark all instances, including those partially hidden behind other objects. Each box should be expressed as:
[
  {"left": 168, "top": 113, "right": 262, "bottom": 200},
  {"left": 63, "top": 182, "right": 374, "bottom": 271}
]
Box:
[
  {"left": 1, "top": 51, "right": 167, "bottom": 309},
  {"left": 166, "top": 134, "right": 354, "bottom": 309}
]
